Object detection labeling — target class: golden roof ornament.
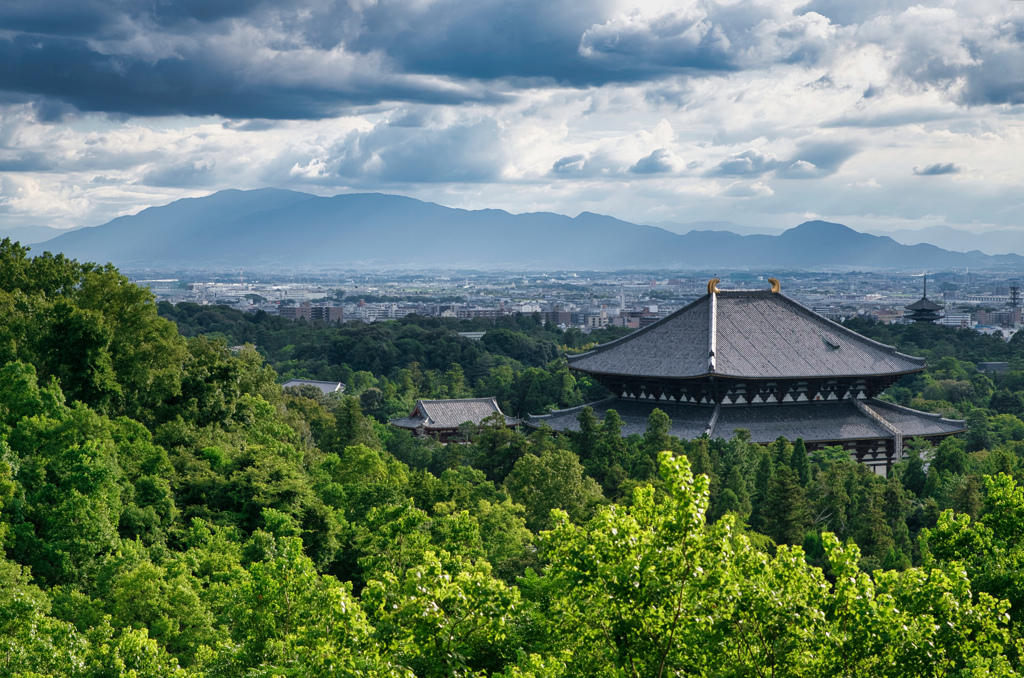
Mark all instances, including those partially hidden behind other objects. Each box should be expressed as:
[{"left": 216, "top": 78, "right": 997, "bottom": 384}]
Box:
[
  {"left": 707, "top": 278, "right": 720, "bottom": 294},
  {"left": 768, "top": 278, "right": 781, "bottom": 293}
]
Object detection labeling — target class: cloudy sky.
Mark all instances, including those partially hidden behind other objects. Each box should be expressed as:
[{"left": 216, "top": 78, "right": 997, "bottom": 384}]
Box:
[{"left": 1, "top": 0, "right": 1023, "bottom": 237}]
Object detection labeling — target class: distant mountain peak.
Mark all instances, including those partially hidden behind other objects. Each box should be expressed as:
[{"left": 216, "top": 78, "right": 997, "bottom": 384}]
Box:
[
  {"left": 790, "top": 220, "right": 858, "bottom": 233},
  {"left": 39, "top": 188, "right": 1024, "bottom": 270}
]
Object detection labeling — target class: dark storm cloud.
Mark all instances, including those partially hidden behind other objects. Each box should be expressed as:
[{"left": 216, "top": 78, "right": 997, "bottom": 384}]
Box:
[
  {"left": 776, "top": 140, "right": 858, "bottom": 179},
  {"left": 141, "top": 160, "right": 217, "bottom": 187},
  {"left": 0, "top": 152, "right": 57, "bottom": 172},
  {"left": 913, "top": 162, "right": 961, "bottom": 176},
  {"left": 629, "top": 149, "right": 677, "bottom": 174},
  {"left": 351, "top": 0, "right": 614, "bottom": 83},
  {"left": 822, "top": 107, "right": 965, "bottom": 129},
  {"left": 712, "top": 149, "right": 779, "bottom": 176},
  {"left": 858, "top": 12, "right": 1024, "bottom": 107},
  {"left": 957, "top": 32, "right": 1024, "bottom": 106},
  {"left": 552, "top": 154, "right": 587, "bottom": 174},
  {"left": 290, "top": 118, "right": 508, "bottom": 184},
  {"left": 0, "top": 33, "right": 496, "bottom": 120},
  {"left": 0, "top": 0, "right": 843, "bottom": 120},
  {"left": 0, "top": 0, "right": 271, "bottom": 36}
]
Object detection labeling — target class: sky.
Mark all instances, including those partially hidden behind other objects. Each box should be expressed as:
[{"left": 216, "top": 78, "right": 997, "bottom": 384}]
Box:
[{"left": 1, "top": 0, "right": 1023, "bottom": 239}]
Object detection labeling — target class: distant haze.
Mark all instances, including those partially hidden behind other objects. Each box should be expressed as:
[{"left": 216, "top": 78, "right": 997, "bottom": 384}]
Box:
[
  {"left": 38, "top": 189, "right": 1024, "bottom": 272},
  {"left": 0, "top": 225, "right": 80, "bottom": 245},
  {"left": 649, "top": 221, "right": 784, "bottom": 237},
  {"left": 869, "top": 226, "right": 1024, "bottom": 257}
]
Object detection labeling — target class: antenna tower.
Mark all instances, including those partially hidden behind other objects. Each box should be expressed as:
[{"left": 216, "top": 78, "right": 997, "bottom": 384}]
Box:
[{"left": 1010, "top": 281, "right": 1021, "bottom": 310}]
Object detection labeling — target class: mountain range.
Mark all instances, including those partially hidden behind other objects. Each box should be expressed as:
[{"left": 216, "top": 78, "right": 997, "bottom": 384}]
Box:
[
  {"left": 647, "top": 221, "right": 783, "bottom": 237},
  {"left": 26, "top": 188, "right": 1024, "bottom": 271},
  {"left": 867, "top": 225, "right": 1024, "bottom": 256},
  {"left": 0, "top": 224, "right": 82, "bottom": 245}
]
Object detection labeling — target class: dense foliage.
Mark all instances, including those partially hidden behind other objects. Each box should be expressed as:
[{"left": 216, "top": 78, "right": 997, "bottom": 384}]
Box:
[
  {"left": 159, "top": 302, "right": 632, "bottom": 419},
  {"left": 2, "top": 238, "right": 1024, "bottom": 676}
]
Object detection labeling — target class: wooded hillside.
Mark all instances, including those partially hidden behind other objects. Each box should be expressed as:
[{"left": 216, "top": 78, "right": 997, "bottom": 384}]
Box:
[{"left": 2, "top": 237, "right": 1024, "bottom": 676}]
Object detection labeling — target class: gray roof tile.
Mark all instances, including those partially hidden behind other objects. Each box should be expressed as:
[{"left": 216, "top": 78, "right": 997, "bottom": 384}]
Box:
[
  {"left": 568, "top": 290, "right": 924, "bottom": 380},
  {"left": 529, "top": 397, "right": 962, "bottom": 445},
  {"left": 390, "top": 397, "right": 520, "bottom": 430},
  {"left": 281, "top": 379, "right": 345, "bottom": 394},
  {"left": 529, "top": 397, "right": 711, "bottom": 439},
  {"left": 862, "top": 400, "right": 966, "bottom": 437}
]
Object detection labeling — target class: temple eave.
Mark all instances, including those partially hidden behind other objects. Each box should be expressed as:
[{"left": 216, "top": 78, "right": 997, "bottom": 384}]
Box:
[{"left": 527, "top": 397, "right": 964, "bottom": 475}]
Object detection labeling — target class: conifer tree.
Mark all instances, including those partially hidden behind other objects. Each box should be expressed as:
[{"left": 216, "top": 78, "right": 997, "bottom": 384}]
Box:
[
  {"left": 882, "top": 475, "right": 913, "bottom": 562},
  {"left": 710, "top": 464, "right": 752, "bottom": 522},
  {"left": 901, "top": 441, "right": 928, "bottom": 498},
  {"left": 790, "top": 438, "right": 810, "bottom": 486},
  {"left": 852, "top": 483, "right": 895, "bottom": 569},
  {"left": 634, "top": 408, "right": 673, "bottom": 479},
  {"left": 768, "top": 436, "right": 793, "bottom": 467},
  {"left": 335, "top": 395, "right": 381, "bottom": 450},
  {"left": 749, "top": 450, "right": 775, "bottom": 532},
  {"left": 964, "top": 409, "right": 992, "bottom": 453},
  {"left": 761, "top": 465, "right": 810, "bottom": 545},
  {"left": 572, "top": 407, "right": 600, "bottom": 465},
  {"left": 685, "top": 437, "right": 714, "bottom": 480},
  {"left": 950, "top": 475, "right": 982, "bottom": 521},
  {"left": 642, "top": 408, "right": 673, "bottom": 456},
  {"left": 594, "top": 409, "right": 629, "bottom": 493},
  {"left": 598, "top": 408, "right": 626, "bottom": 461}
]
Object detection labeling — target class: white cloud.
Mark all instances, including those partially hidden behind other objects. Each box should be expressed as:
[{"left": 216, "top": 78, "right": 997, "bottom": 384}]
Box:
[{"left": 0, "top": 0, "right": 1022, "bottom": 241}]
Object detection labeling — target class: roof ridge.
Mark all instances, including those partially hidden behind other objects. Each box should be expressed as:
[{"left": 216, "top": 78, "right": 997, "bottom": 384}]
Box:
[
  {"left": 867, "top": 398, "right": 965, "bottom": 425},
  {"left": 527, "top": 396, "right": 619, "bottom": 419},
  {"left": 708, "top": 291, "right": 717, "bottom": 373}
]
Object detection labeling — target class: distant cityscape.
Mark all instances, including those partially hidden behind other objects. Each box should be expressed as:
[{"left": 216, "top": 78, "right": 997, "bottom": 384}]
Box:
[{"left": 137, "top": 269, "right": 1023, "bottom": 339}]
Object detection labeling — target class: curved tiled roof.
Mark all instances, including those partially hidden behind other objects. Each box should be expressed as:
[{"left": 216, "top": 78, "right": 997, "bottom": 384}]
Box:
[
  {"left": 568, "top": 290, "right": 925, "bottom": 380},
  {"left": 861, "top": 400, "right": 965, "bottom": 437},
  {"left": 390, "top": 397, "right": 520, "bottom": 430},
  {"left": 905, "top": 296, "right": 944, "bottom": 311},
  {"left": 529, "top": 397, "right": 711, "bottom": 440},
  {"left": 528, "top": 397, "right": 964, "bottom": 445}
]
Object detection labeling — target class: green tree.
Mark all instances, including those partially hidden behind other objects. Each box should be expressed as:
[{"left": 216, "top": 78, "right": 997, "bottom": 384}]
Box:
[
  {"left": 363, "top": 551, "right": 520, "bottom": 678},
  {"left": 504, "top": 447, "right": 604, "bottom": 532},
  {"left": 221, "top": 535, "right": 391, "bottom": 676},
  {"left": 900, "top": 439, "right": 929, "bottom": 498},
  {"left": 851, "top": 482, "right": 896, "bottom": 570},
  {"left": 540, "top": 452, "right": 732, "bottom": 676},
  {"left": 790, "top": 438, "right": 810, "bottom": 486},
  {"left": 965, "top": 408, "right": 992, "bottom": 453},
  {"left": 571, "top": 407, "right": 600, "bottom": 465},
  {"left": 761, "top": 465, "right": 811, "bottom": 546},
  {"left": 537, "top": 453, "right": 1019, "bottom": 677},
  {"left": 7, "top": 402, "right": 124, "bottom": 587}
]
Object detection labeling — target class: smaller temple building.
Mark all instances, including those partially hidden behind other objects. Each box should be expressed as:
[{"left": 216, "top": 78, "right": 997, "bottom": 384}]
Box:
[
  {"left": 390, "top": 397, "right": 520, "bottom": 442},
  {"left": 281, "top": 379, "right": 346, "bottom": 395}
]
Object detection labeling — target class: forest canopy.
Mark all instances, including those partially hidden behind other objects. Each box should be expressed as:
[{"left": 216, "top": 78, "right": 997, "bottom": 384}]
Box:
[{"left": 2, "top": 237, "right": 1024, "bottom": 677}]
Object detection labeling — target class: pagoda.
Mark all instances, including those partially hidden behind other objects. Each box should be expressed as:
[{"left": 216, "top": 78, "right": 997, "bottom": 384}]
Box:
[
  {"left": 530, "top": 279, "right": 964, "bottom": 474},
  {"left": 904, "top": 275, "right": 944, "bottom": 323}
]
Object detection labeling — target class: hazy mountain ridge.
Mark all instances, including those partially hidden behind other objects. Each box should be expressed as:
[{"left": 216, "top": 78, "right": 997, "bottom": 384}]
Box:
[
  {"left": 38, "top": 189, "right": 1024, "bottom": 270},
  {"left": 867, "top": 225, "right": 1024, "bottom": 256},
  {"left": 649, "top": 220, "right": 783, "bottom": 236},
  {"left": 0, "top": 224, "right": 83, "bottom": 245}
]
